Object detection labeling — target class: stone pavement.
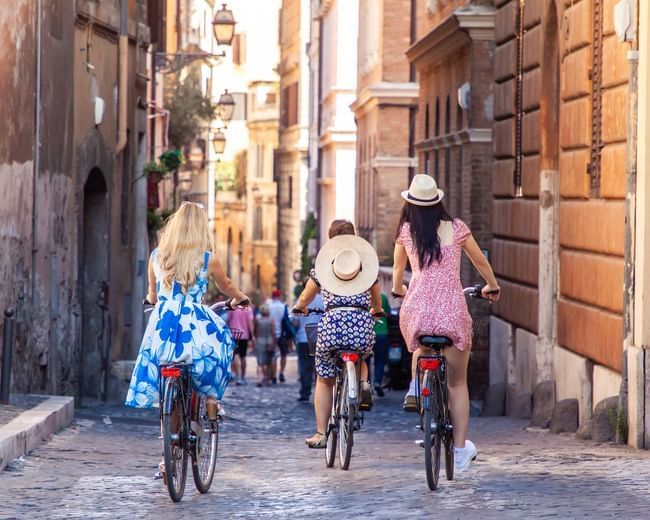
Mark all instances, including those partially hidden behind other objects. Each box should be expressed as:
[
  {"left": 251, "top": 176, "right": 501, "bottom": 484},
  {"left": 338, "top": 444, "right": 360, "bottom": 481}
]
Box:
[{"left": 2, "top": 364, "right": 650, "bottom": 519}]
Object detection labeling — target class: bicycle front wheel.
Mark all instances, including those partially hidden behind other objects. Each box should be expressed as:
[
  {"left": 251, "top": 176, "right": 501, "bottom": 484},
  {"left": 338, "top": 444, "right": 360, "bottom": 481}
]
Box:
[
  {"left": 192, "top": 396, "right": 219, "bottom": 493},
  {"left": 162, "top": 378, "right": 189, "bottom": 502},
  {"left": 423, "top": 371, "right": 441, "bottom": 491},
  {"left": 325, "top": 382, "right": 339, "bottom": 468},
  {"left": 338, "top": 370, "right": 355, "bottom": 470}
]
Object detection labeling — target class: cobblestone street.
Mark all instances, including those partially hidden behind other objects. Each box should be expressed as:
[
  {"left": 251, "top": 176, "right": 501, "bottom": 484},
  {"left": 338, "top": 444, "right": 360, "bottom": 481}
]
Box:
[{"left": 2, "top": 363, "right": 650, "bottom": 519}]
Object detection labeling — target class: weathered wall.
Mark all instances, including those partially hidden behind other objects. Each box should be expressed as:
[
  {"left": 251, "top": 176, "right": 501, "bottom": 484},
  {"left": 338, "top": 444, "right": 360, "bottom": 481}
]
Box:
[{"left": 0, "top": 0, "right": 148, "bottom": 399}]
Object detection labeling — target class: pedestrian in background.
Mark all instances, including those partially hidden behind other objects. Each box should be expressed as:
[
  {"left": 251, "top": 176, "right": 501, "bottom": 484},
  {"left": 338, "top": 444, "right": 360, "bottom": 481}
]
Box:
[
  {"left": 294, "top": 289, "right": 324, "bottom": 402},
  {"left": 268, "top": 289, "right": 295, "bottom": 383},
  {"left": 227, "top": 304, "right": 255, "bottom": 385},
  {"left": 254, "top": 304, "right": 277, "bottom": 387},
  {"left": 372, "top": 292, "right": 392, "bottom": 397}
]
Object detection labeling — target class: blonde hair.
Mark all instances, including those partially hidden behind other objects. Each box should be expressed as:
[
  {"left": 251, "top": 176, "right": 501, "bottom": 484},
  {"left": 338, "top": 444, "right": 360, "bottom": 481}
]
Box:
[{"left": 156, "top": 202, "right": 212, "bottom": 292}]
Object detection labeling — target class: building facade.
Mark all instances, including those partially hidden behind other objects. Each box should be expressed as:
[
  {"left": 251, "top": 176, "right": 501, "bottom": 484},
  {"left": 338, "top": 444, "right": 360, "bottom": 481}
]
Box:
[
  {"left": 278, "top": 0, "right": 311, "bottom": 296},
  {"left": 311, "top": 0, "right": 359, "bottom": 245},
  {"left": 351, "top": 0, "right": 419, "bottom": 263},
  {"left": 0, "top": 0, "right": 150, "bottom": 400},
  {"left": 406, "top": 0, "right": 496, "bottom": 397},
  {"left": 488, "top": 0, "right": 630, "bottom": 427}
]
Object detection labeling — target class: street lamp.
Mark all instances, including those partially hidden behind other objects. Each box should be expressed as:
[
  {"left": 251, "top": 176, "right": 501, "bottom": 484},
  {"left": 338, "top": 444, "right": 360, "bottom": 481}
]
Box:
[
  {"left": 212, "top": 4, "right": 237, "bottom": 46},
  {"left": 212, "top": 130, "right": 227, "bottom": 154},
  {"left": 217, "top": 90, "right": 236, "bottom": 124}
]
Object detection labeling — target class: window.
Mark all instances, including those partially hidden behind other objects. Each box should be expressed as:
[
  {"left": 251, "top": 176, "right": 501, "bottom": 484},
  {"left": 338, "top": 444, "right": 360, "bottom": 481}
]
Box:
[
  {"left": 254, "top": 206, "right": 263, "bottom": 240},
  {"left": 424, "top": 104, "right": 430, "bottom": 139},
  {"left": 445, "top": 96, "right": 451, "bottom": 134},
  {"left": 281, "top": 82, "right": 299, "bottom": 128},
  {"left": 232, "top": 33, "right": 246, "bottom": 66},
  {"left": 434, "top": 97, "right": 440, "bottom": 137},
  {"left": 456, "top": 103, "right": 463, "bottom": 131},
  {"left": 434, "top": 150, "right": 440, "bottom": 179},
  {"left": 256, "top": 264, "right": 261, "bottom": 290}
]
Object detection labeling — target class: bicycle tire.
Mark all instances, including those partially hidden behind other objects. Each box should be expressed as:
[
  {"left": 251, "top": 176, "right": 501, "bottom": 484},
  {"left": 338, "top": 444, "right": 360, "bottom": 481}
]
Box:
[
  {"left": 162, "top": 378, "right": 188, "bottom": 502},
  {"left": 325, "top": 382, "right": 339, "bottom": 468},
  {"left": 441, "top": 377, "right": 454, "bottom": 481},
  {"left": 192, "top": 396, "right": 219, "bottom": 493},
  {"left": 423, "top": 371, "right": 441, "bottom": 491},
  {"left": 338, "top": 370, "right": 354, "bottom": 470}
]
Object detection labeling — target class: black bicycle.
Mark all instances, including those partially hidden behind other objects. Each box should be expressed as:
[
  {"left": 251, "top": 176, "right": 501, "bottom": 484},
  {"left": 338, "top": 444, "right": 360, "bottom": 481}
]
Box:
[
  {"left": 412, "top": 285, "right": 495, "bottom": 491},
  {"left": 156, "top": 297, "right": 247, "bottom": 502}
]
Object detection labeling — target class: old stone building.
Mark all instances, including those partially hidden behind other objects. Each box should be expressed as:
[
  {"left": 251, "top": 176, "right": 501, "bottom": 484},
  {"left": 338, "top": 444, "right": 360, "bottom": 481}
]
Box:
[
  {"left": 352, "top": 0, "right": 419, "bottom": 263},
  {"left": 0, "top": 0, "right": 149, "bottom": 400},
  {"left": 277, "top": 0, "right": 311, "bottom": 296},
  {"left": 309, "top": 0, "right": 359, "bottom": 245},
  {"left": 489, "top": 0, "right": 631, "bottom": 428},
  {"left": 406, "top": 0, "right": 496, "bottom": 396}
]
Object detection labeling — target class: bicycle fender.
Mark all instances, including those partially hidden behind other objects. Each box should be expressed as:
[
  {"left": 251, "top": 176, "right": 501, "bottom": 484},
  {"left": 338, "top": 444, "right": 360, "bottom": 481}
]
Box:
[{"left": 162, "top": 378, "right": 176, "bottom": 416}]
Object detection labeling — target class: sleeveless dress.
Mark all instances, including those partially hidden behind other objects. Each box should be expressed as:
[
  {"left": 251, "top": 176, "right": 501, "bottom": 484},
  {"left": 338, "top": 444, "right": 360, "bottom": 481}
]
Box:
[
  {"left": 125, "top": 250, "right": 236, "bottom": 408},
  {"left": 310, "top": 269, "right": 375, "bottom": 378},
  {"left": 397, "top": 219, "right": 472, "bottom": 352}
]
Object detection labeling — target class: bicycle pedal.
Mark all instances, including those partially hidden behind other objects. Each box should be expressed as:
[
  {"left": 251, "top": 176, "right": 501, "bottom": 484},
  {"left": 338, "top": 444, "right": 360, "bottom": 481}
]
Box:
[{"left": 415, "top": 439, "right": 424, "bottom": 448}]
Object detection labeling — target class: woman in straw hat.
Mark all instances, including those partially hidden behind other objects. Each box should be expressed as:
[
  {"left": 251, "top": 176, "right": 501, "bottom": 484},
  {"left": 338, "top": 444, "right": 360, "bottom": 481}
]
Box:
[
  {"left": 293, "top": 220, "right": 384, "bottom": 449},
  {"left": 392, "top": 174, "right": 500, "bottom": 472}
]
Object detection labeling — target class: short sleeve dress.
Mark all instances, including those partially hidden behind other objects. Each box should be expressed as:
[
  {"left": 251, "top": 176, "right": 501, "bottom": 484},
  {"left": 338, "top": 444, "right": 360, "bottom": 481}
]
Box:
[
  {"left": 125, "top": 249, "right": 236, "bottom": 408},
  {"left": 397, "top": 219, "right": 473, "bottom": 352},
  {"left": 311, "top": 269, "right": 375, "bottom": 378}
]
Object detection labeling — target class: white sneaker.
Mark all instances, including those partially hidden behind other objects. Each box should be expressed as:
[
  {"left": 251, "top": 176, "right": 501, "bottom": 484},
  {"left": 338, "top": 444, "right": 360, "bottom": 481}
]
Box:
[{"left": 454, "top": 439, "right": 477, "bottom": 472}]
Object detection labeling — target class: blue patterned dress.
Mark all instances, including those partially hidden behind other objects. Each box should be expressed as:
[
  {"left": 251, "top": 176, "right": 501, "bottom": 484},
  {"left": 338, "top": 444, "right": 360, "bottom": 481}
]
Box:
[
  {"left": 311, "top": 269, "right": 376, "bottom": 378},
  {"left": 125, "top": 250, "right": 235, "bottom": 408}
]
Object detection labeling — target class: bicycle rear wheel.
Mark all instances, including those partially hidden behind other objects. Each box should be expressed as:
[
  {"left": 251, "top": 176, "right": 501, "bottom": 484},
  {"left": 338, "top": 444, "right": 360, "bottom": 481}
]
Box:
[
  {"left": 338, "top": 370, "right": 355, "bottom": 470},
  {"left": 441, "top": 378, "right": 454, "bottom": 481},
  {"left": 325, "top": 382, "right": 339, "bottom": 468},
  {"left": 423, "top": 371, "right": 441, "bottom": 491},
  {"left": 192, "top": 396, "right": 219, "bottom": 493},
  {"left": 162, "top": 378, "right": 189, "bottom": 502}
]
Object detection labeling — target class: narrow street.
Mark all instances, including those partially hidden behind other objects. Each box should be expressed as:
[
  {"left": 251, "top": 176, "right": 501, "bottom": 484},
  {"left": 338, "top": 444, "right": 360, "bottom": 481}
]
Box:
[{"left": 2, "top": 362, "right": 650, "bottom": 519}]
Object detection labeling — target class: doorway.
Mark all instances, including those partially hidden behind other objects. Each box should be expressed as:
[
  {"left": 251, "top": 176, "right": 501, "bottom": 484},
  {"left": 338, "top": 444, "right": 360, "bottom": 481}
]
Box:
[{"left": 80, "top": 168, "right": 110, "bottom": 400}]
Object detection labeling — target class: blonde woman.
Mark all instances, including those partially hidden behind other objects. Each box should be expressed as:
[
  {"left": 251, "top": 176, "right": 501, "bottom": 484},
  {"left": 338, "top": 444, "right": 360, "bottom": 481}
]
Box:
[{"left": 125, "top": 202, "right": 249, "bottom": 417}]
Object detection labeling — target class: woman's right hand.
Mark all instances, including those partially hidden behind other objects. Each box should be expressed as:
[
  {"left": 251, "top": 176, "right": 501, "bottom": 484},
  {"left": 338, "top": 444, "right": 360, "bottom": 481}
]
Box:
[
  {"left": 232, "top": 293, "right": 251, "bottom": 307},
  {"left": 481, "top": 285, "right": 501, "bottom": 303}
]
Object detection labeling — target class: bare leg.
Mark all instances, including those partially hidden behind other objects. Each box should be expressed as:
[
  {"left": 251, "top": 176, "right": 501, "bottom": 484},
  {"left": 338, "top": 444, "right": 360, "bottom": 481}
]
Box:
[
  {"left": 361, "top": 359, "right": 369, "bottom": 381},
  {"left": 444, "top": 347, "right": 471, "bottom": 448},
  {"left": 231, "top": 355, "right": 240, "bottom": 381},
  {"left": 280, "top": 353, "right": 287, "bottom": 375},
  {"left": 313, "top": 376, "right": 335, "bottom": 434}
]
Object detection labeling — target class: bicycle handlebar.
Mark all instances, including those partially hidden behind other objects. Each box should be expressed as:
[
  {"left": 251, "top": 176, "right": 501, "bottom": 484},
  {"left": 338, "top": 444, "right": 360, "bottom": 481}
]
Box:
[
  {"left": 291, "top": 307, "right": 325, "bottom": 316},
  {"left": 463, "top": 284, "right": 500, "bottom": 300},
  {"left": 210, "top": 298, "right": 250, "bottom": 312}
]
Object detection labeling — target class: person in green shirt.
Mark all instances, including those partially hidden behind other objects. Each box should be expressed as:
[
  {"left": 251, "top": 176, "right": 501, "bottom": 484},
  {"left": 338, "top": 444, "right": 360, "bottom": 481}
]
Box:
[{"left": 372, "top": 292, "right": 392, "bottom": 397}]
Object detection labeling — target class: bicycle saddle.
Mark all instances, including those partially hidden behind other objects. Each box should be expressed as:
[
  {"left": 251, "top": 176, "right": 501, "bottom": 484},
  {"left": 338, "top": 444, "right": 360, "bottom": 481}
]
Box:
[{"left": 419, "top": 335, "right": 453, "bottom": 348}]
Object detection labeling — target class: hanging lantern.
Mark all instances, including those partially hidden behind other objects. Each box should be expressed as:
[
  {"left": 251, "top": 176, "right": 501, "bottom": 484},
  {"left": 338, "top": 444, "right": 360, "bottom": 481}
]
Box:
[
  {"left": 212, "top": 130, "right": 226, "bottom": 154},
  {"left": 212, "top": 4, "right": 236, "bottom": 46},
  {"left": 217, "top": 90, "right": 236, "bottom": 124}
]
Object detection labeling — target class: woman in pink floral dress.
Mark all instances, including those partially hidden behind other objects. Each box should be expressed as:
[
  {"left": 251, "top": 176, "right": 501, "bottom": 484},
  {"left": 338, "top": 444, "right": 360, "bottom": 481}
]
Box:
[{"left": 392, "top": 175, "right": 500, "bottom": 472}]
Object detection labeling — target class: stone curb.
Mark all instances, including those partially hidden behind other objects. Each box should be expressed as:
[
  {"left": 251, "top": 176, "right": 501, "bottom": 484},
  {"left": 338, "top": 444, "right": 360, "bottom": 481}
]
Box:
[{"left": 0, "top": 395, "right": 75, "bottom": 471}]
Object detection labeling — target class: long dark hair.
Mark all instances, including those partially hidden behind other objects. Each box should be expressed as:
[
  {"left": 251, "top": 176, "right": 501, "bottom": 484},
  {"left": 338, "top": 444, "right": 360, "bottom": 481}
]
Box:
[{"left": 396, "top": 201, "right": 453, "bottom": 267}]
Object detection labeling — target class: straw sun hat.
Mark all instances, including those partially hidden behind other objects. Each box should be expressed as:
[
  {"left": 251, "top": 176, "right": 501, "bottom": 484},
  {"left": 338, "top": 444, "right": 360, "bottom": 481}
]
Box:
[
  {"left": 314, "top": 235, "right": 379, "bottom": 297},
  {"left": 401, "top": 174, "right": 445, "bottom": 206}
]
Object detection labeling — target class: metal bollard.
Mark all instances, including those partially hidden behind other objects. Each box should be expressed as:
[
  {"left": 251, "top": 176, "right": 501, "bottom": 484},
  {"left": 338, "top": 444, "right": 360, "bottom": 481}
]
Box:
[{"left": 1, "top": 308, "right": 15, "bottom": 405}]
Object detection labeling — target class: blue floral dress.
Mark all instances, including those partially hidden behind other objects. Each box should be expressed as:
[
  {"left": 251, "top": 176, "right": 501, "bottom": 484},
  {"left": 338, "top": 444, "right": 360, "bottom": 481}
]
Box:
[
  {"left": 311, "top": 269, "right": 376, "bottom": 378},
  {"left": 125, "top": 250, "right": 235, "bottom": 408}
]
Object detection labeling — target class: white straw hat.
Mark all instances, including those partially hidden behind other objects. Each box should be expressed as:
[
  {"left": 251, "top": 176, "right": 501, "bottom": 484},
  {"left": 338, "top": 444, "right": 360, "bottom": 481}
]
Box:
[
  {"left": 314, "top": 235, "right": 379, "bottom": 296},
  {"left": 401, "top": 174, "right": 445, "bottom": 206}
]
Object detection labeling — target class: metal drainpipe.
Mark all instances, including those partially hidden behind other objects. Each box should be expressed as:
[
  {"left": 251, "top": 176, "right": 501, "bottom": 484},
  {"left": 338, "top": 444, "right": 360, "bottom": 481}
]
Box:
[
  {"left": 408, "top": 0, "right": 416, "bottom": 183},
  {"left": 116, "top": 0, "right": 128, "bottom": 154},
  {"left": 31, "top": 0, "right": 42, "bottom": 302},
  {"left": 621, "top": 0, "right": 640, "bottom": 446}
]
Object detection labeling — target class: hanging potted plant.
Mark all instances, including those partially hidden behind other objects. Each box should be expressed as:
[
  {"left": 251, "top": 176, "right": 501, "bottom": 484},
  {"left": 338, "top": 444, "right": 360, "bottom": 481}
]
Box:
[{"left": 144, "top": 160, "right": 168, "bottom": 183}]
